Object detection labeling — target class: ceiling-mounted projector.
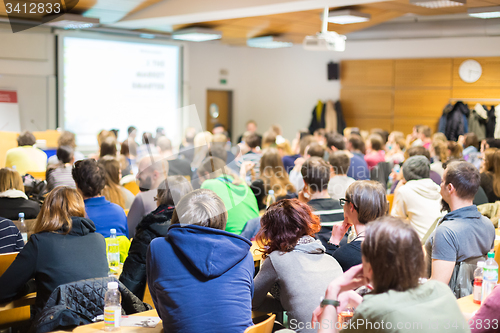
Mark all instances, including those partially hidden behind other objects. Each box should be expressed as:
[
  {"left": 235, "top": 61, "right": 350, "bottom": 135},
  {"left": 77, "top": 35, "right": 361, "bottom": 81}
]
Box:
[
  {"left": 303, "top": 31, "right": 346, "bottom": 51},
  {"left": 303, "top": 7, "right": 346, "bottom": 51}
]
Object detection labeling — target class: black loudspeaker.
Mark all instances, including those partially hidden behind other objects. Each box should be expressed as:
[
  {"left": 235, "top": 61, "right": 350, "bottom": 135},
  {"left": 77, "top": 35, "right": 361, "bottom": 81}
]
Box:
[{"left": 327, "top": 62, "right": 339, "bottom": 80}]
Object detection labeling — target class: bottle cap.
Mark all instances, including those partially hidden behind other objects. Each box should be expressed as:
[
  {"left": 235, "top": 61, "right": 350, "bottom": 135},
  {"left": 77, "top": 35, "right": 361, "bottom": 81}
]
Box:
[
  {"left": 268, "top": 190, "right": 274, "bottom": 195},
  {"left": 488, "top": 251, "right": 495, "bottom": 259},
  {"left": 477, "top": 261, "right": 485, "bottom": 268},
  {"left": 18, "top": 212, "right": 24, "bottom": 218},
  {"left": 108, "top": 282, "right": 118, "bottom": 289},
  {"left": 110, "top": 229, "right": 116, "bottom": 234}
]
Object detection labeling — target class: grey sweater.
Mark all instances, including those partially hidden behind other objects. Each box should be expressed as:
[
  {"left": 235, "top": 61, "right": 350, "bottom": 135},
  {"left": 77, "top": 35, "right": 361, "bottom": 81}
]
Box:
[{"left": 252, "top": 237, "right": 343, "bottom": 333}]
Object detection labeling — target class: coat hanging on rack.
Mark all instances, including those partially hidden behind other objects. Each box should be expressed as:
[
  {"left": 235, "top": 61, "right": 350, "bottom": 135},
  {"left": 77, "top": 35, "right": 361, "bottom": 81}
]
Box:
[
  {"left": 308, "top": 100, "right": 346, "bottom": 134},
  {"left": 469, "top": 103, "right": 488, "bottom": 141},
  {"left": 309, "top": 100, "right": 325, "bottom": 134}
]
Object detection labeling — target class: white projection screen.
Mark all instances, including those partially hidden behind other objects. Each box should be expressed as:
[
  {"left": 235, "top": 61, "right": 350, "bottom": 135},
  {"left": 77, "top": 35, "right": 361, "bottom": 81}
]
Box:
[{"left": 57, "top": 33, "right": 183, "bottom": 148}]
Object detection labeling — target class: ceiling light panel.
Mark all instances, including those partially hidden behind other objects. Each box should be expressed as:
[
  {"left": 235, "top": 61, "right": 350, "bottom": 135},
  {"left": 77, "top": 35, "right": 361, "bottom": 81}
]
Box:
[
  {"left": 172, "top": 28, "right": 222, "bottom": 42},
  {"left": 247, "top": 36, "right": 293, "bottom": 49},
  {"left": 410, "top": 0, "right": 466, "bottom": 9},
  {"left": 468, "top": 6, "right": 500, "bottom": 19},
  {"left": 328, "top": 10, "right": 371, "bottom": 25}
]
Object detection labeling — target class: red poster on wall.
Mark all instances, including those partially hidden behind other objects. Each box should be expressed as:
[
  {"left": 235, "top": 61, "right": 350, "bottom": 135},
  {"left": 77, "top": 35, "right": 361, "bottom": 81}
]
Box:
[{"left": 0, "top": 90, "right": 21, "bottom": 132}]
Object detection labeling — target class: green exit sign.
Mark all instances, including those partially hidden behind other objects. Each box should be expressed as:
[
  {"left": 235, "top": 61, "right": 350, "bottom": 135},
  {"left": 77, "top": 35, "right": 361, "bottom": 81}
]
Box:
[{"left": 220, "top": 79, "right": 227, "bottom": 85}]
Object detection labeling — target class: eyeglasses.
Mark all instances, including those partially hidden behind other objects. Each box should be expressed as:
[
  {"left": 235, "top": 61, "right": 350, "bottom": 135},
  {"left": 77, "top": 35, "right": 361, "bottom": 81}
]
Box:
[{"left": 339, "top": 198, "right": 358, "bottom": 212}]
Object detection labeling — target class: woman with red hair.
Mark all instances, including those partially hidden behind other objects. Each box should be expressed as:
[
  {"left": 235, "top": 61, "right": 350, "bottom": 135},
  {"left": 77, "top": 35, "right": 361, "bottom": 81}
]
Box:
[{"left": 252, "top": 199, "right": 343, "bottom": 333}]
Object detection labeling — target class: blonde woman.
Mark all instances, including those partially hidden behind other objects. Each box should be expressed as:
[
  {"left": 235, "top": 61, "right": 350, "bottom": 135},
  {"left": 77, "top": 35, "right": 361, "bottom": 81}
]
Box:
[
  {"left": 98, "top": 156, "right": 135, "bottom": 209},
  {"left": 0, "top": 168, "right": 40, "bottom": 220},
  {"left": 0, "top": 187, "right": 108, "bottom": 316}
]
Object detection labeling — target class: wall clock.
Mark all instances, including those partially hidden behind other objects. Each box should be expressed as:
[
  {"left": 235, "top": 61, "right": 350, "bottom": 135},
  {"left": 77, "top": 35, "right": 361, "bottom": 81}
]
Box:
[{"left": 459, "top": 59, "right": 482, "bottom": 83}]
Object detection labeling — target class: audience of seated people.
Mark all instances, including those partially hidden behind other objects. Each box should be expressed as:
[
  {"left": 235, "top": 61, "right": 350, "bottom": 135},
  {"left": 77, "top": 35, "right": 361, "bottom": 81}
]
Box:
[
  {"left": 391, "top": 155, "right": 443, "bottom": 239},
  {"left": 326, "top": 180, "right": 388, "bottom": 272},
  {"left": 198, "top": 156, "right": 259, "bottom": 235},
  {"left": 127, "top": 155, "right": 167, "bottom": 237},
  {"left": 3, "top": 121, "right": 500, "bottom": 332},
  {"left": 425, "top": 161, "right": 495, "bottom": 290},
  {"left": 313, "top": 216, "right": 469, "bottom": 333},
  {"left": 0, "top": 167, "right": 40, "bottom": 220},
  {"left": 299, "top": 157, "right": 343, "bottom": 249},
  {"left": 98, "top": 156, "right": 135, "bottom": 210},
  {"left": 120, "top": 176, "right": 193, "bottom": 300},
  {"left": 147, "top": 189, "right": 254, "bottom": 332},
  {"left": 5, "top": 131, "right": 47, "bottom": 176},
  {"left": 47, "top": 131, "right": 84, "bottom": 165},
  {"left": 253, "top": 199, "right": 343, "bottom": 333},
  {"left": 72, "top": 159, "right": 129, "bottom": 239},
  {"left": 0, "top": 187, "right": 108, "bottom": 316}
]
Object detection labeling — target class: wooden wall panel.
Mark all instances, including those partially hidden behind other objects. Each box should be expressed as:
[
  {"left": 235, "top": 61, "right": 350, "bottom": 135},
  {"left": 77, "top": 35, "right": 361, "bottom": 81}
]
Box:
[
  {"left": 341, "top": 89, "right": 393, "bottom": 118},
  {"left": 451, "top": 88, "right": 500, "bottom": 100},
  {"left": 345, "top": 117, "right": 392, "bottom": 132},
  {"left": 394, "top": 89, "right": 451, "bottom": 118},
  {"left": 395, "top": 59, "right": 452, "bottom": 88},
  {"left": 453, "top": 57, "right": 500, "bottom": 88},
  {"left": 340, "top": 60, "right": 394, "bottom": 88},
  {"left": 341, "top": 57, "right": 500, "bottom": 136}
]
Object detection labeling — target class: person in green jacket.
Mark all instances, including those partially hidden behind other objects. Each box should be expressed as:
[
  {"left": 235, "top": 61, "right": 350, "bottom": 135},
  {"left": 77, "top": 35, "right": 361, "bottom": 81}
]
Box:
[
  {"left": 198, "top": 156, "right": 259, "bottom": 235},
  {"left": 312, "top": 216, "right": 470, "bottom": 333}
]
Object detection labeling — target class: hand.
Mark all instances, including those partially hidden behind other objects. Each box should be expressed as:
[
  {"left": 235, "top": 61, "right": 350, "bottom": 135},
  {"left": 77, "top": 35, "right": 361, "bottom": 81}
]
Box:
[
  {"left": 312, "top": 265, "right": 366, "bottom": 326},
  {"left": 294, "top": 157, "right": 306, "bottom": 167},
  {"left": 329, "top": 220, "right": 351, "bottom": 245},
  {"left": 337, "top": 291, "right": 363, "bottom": 313},
  {"left": 457, "top": 135, "right": 465, "bottom": 147},
  {"left": 241, "top": 161, "right": 255, "bottom": 173},
  {"left": 325, "top": 264, "right": 367, "bottom": 298}
]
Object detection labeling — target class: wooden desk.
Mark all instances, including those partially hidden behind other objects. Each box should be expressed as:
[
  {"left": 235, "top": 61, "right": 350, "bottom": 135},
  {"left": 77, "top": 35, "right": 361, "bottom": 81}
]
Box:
[
  {"left": 53, "top": 308, "right": 268, "bottom": 332},
  {"left": 0, "top": 293, "right": 36, "bottom": 312},
  {"left": 457, "top": 295, "right": 480, "bottom": 319},
  {"left": 250, "top": 241, "right": 264, "bottom": 268}
]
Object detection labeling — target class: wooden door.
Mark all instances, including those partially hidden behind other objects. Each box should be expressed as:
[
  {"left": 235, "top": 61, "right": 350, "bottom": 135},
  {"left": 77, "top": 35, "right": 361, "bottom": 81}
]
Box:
[{"left": 206, "top": 90, "right": 232, "bottom": 137}]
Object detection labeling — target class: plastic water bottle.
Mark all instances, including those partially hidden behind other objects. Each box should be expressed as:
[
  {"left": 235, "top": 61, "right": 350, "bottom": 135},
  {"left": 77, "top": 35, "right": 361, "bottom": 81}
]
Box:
[
  {"left": 18, "top": 212, "right": 27, "bottom": 243},
  {"left": 266, "top": 190, "right": 276, "bottom": 209},
  {"left": 473, "top": 261, "right": 485, "bottom": 304},
  {"left": 104, "top": 281, "right": 121, "bottom": 331},
  {"left": 108, "top": 229, "right": 120, "bottom": 276},
  {"left": 482, "top": 251, "right": 498, "bottom": 302}
]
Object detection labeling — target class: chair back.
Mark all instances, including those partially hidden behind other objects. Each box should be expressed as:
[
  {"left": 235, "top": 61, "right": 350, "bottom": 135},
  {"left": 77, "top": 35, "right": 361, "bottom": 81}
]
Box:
[
  {"left": 244, "top": 314, "right": 275, "bottom": 333},
  {"left": 0, "top": 252, "right": 18, "bottom": 276},
  {"left": 123, "top": 181, "right": 140, "bottom": 196},
  {"left": 26, "top": 171, "right": 46, "bottom": 181},
  {"left": 386, "top": 194, "right": 394, "bottom": 213}
]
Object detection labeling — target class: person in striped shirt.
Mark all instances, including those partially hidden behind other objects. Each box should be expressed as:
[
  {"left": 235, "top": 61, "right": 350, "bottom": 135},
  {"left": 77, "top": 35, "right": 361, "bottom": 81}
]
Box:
[
  {"left": 299, "top": 157, "right": 344, "bottom": 249},
  {"left": 0, "top": 217, "right": 23, "bottom": 253}
]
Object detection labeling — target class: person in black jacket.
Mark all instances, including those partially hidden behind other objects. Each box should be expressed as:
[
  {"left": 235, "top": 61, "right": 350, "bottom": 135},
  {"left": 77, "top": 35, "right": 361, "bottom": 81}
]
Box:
[
  {"left": 0, "top": 186, "right": 108, "bottom": 317},
  {"left": 0, "top": 168, "right": 40, "bottom": 220},
  {"left": 119, "top": 176, "right": 193, "bottom": 300}
]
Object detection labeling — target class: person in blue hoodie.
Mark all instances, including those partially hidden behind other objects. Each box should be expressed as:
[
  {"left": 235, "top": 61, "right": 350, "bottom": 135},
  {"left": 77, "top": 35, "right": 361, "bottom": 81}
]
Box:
[{"left": 146, "top": 189, "right": 254, "bottom": 333}]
